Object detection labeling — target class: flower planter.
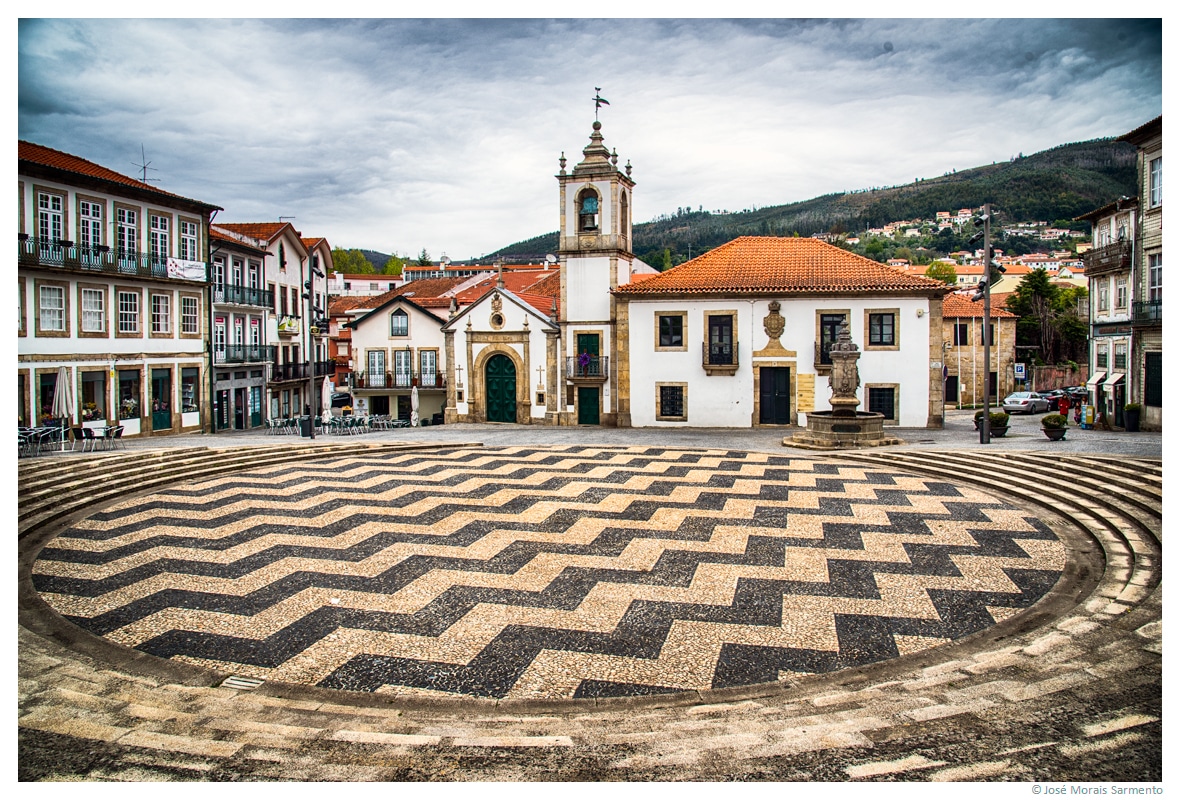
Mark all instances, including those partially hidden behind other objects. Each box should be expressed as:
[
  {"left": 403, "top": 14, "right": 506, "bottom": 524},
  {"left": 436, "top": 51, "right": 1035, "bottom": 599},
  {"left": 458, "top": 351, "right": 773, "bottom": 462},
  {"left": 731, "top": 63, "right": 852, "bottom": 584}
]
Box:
[
  {"left": 1042, "top": 427, "right": 1067, "bottom": 441},
  {"left": 1124, "top": 408, "right": 1141, "bottom": 432},
  {"left": 990, "top": 426, "right": 1009, "bottom": 438}
]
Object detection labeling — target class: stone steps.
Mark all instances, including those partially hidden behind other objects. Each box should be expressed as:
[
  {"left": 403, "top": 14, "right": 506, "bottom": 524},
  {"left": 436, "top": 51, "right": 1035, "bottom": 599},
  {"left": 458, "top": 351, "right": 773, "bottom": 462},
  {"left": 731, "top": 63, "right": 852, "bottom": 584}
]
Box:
[{"left": 17, "top": 440, "right": 480, "bottom": 538}]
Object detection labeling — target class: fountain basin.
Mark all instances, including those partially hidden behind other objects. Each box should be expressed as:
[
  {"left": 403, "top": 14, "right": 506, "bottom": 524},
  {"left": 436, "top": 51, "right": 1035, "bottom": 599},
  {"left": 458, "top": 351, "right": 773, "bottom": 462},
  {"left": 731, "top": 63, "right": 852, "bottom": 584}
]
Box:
[{"left": 786, "top": 410, "right": 905, "bottom": 450}]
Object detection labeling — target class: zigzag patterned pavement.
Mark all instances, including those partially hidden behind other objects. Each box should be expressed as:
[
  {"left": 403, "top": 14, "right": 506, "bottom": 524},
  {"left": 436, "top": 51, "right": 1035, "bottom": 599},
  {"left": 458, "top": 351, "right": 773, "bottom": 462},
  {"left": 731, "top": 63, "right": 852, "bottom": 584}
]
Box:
[{"left": 32, "top": 446, "right": 1066, "bottom": 700}]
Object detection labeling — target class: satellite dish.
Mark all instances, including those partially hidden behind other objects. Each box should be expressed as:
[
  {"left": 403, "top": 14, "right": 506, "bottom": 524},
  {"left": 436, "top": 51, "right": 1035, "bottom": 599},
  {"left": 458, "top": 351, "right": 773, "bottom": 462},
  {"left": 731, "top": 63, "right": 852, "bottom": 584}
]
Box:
[
  {"left": 440, "top": 255, "right": 451, "bottom": 266},
  {"left": 545, "top": 254, "right": 557, "bottom": 264}
]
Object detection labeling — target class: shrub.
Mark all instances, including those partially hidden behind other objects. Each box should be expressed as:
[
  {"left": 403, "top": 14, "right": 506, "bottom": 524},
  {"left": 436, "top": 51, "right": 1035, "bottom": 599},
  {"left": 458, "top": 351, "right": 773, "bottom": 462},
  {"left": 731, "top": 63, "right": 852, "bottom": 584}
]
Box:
[
  {"left": 1124, "top": 403, "right": 1141, "bottom": 413},
  {"left": 989, "top": 411, "right": 1011, "bottom": 428},
  {"left": 1041, "top": 413, "right": 1067, "bottom": 428}
]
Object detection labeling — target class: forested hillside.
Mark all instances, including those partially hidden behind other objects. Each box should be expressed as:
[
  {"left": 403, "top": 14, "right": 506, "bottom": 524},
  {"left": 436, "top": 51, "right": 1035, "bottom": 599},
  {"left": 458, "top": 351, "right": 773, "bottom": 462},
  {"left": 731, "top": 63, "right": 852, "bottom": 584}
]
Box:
[{"left": 487, "top": 137, "right": 1137, "bottom": 267}]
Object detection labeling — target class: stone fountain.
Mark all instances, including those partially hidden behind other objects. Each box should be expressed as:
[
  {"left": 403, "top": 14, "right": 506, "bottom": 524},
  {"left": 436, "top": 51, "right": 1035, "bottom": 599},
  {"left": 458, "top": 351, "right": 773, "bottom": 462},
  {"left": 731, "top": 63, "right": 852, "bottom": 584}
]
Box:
[{"left": 788, "top": 322, "right": 904, "bottom": 450}]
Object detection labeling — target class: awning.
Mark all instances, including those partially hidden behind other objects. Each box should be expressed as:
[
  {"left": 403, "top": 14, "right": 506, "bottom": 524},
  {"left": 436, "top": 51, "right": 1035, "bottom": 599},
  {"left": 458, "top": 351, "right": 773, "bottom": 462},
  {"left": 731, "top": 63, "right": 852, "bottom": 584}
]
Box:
[
  {"left": 1103, "top": 372, "right": 1125, "bottom": 387},
  {"left": 1086, "top": 372, "right": 1106, "bottom": 386}
]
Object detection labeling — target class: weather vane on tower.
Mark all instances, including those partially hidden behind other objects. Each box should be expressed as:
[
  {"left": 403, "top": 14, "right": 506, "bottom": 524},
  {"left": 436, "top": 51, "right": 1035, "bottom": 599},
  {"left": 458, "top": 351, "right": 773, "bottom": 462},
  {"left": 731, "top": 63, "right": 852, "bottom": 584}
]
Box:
[{"left": 593, "top": 87, "right": 610, "bottom": 120}]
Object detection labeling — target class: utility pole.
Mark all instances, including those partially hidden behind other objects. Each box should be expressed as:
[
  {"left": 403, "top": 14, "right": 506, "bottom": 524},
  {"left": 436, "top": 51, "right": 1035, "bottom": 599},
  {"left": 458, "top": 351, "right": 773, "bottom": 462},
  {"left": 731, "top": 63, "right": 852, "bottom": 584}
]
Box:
[{"left": 975, "top": 204, "right": 993, "bottom": 444}]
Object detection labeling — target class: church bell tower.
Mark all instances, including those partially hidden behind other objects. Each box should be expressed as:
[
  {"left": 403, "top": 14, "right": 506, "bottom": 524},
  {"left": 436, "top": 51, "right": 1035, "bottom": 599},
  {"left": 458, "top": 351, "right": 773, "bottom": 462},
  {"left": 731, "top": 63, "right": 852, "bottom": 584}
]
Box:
[{"left": 556, "top": 110, "right": 635, "bottom": 426}]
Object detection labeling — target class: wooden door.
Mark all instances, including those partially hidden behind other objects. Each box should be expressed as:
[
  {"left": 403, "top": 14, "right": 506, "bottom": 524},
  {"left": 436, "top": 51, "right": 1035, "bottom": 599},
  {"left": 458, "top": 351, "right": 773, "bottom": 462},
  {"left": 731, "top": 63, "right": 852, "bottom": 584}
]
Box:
[{"left": 485, "top": 354, "right": 517, "bottom": 423}]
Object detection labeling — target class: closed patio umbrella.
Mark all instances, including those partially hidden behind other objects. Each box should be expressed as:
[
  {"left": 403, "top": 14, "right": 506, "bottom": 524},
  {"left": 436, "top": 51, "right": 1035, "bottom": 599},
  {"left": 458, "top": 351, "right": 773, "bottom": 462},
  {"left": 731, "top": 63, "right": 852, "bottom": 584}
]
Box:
[
  {"left": 410, "top": 385, "right": 419, "bottom": 428},
  {"left": 51, "top": 366, "right": 73, "bottom": 451},
  {"left": 320, "top": 377, "right": 333, "bottom": 422}
]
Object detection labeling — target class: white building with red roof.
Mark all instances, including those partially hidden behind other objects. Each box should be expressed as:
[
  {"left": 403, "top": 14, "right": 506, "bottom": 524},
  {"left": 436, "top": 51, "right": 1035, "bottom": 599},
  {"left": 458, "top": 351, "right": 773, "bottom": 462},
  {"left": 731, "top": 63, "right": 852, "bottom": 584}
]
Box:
[
  {"left": 613, "top": 236, "right": 951, "bottom": 427},
  {"left": 18, "top": 141, "right": 221, "bottom": 438}
]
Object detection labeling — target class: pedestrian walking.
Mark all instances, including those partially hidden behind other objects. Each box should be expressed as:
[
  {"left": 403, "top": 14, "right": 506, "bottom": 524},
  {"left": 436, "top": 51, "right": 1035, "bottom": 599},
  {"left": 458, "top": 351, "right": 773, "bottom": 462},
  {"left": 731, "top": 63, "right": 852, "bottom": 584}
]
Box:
[{"left": 1058, "top": 394, "right": 1071, "bottom": 418}]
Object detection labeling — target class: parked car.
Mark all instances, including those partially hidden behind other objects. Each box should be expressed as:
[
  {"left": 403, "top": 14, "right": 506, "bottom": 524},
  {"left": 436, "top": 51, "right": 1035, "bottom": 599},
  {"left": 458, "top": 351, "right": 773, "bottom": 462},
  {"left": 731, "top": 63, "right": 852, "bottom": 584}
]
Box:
[
  {"left": 1041, "top": 388, "right": 1068, "bottom": 401},
  {"left": 1002, "top": 391, "right": 1052, "bottom": 414},
  {"left": 1064, "top": 385, "right": 1088, "bottom": 399}
]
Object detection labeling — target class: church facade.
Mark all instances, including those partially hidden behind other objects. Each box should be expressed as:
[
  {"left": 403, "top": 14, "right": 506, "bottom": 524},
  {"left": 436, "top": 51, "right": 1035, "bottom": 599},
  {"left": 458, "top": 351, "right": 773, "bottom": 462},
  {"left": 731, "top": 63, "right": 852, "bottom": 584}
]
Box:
[{"left": 350, "top": 118, "right": 949, "bottom": 430}]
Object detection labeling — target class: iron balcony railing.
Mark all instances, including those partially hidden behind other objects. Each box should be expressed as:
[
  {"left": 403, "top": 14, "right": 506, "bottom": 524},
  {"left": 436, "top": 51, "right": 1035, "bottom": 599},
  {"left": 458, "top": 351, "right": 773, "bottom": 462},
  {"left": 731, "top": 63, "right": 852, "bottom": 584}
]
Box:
[
  {"left": 349, "top": 371, "right": 446, "bottom": 390},
  {"left": 1133, "top": 299, "right": 1163, "bottom": 324},
  {"left": 270, "top": 361, "right": 311, "bottom": 382},
  {"left": 1083, "top": 241, "right": 1132, "bottom": 275},
  {"left": 213, "top": 283, "right": 275, "bottom": 307},
  {"left": 703, "top": 342, "right": 737, "bottom": 366},
  {"left": 313, "top": 360, "right": 336, "bottom": 377},
  {"left": 18, "top": 237, "right": 208, "bottom": 282},
  {"left": 215, "top": 344, "right": 277, "bottom": 364},
  {"left": 565, "top": 355, "right": 609, "bottom": 380}
]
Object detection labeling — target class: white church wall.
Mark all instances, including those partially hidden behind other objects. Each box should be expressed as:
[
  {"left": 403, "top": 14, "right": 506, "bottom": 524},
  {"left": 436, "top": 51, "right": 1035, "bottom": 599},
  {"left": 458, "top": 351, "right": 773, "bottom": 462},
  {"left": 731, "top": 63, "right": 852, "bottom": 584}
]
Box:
[{"left": 564, "top": 257, "right": 613, "bottom": 321}]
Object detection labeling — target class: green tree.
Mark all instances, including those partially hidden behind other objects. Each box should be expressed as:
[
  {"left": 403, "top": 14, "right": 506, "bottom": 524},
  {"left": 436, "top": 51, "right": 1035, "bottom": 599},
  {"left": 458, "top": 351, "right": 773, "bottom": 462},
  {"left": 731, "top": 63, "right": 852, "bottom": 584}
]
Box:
[
  {"left": 331, "top": 248, "right": 374, "bottom": 274},
  {"left": 924, "top": 262, "right": 958, "bottom": 285},
  {"left": 416, "top": 249, "right": 432, "bottom": 266},
  {"left": 1004, "top": 269, "right": 1088, "bottom": 363},
  {"left": 382, "top": 255, "right": 405, "bottom": 276}
]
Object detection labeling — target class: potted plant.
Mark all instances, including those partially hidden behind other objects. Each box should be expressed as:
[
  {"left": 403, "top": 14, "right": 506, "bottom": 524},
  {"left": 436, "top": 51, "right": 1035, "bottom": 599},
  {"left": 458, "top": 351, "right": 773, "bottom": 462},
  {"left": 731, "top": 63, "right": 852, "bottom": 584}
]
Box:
[
  {"left": 1123, "top": 403, "right": 1141, "bottom": 433},
  {"left": 988, "top": 411, "right": 1011, "bottom": 437},
  {"left": 1041, "top": 413, "right": 1068, "bottom": 441},
  {"left": 974, "top": 409, "right": 985, "bottom": 430}
]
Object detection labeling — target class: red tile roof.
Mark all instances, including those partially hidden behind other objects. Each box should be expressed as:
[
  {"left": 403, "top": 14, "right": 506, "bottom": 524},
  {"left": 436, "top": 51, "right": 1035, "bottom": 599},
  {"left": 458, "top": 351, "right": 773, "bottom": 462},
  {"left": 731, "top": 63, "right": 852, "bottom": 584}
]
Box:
[
  {"left": 613, "top": 237, "right": 951, "bottom": 296},
  {"left": 215, "top": 222, "right": 293, "bottom": 243},
  {"left": 449, "top": 269, "right": 557, "bottom": 304},
  {"left": 942, "top": 294, "right": 1017, "bottom": 319},
  {"left": 330, "top": 276, "right": 468, "bottom": 318},
  {"left": 19, "top": 141, "right": 220, "bottom": 210}
]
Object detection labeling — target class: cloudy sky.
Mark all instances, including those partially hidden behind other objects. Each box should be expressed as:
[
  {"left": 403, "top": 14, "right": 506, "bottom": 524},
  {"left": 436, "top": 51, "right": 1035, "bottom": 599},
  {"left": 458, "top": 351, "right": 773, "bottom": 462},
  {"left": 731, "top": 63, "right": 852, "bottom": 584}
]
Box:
[{"left": 18, "top": 16, "right": 1162, "bottom": 261}]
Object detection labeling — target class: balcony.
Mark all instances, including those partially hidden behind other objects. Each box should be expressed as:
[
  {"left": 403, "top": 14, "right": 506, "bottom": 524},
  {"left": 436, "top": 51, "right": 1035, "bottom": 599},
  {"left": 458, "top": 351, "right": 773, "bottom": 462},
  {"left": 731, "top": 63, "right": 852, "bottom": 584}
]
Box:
[
  {"left": 277, "top": 315, "right": 301, "bottom": 336},
  {"left": 702, "top": 342, "right": 738, "bottom": 375},
  {"left": 1083, "top": 241, "right": 1132, "bottom": 276},
  {"left": 313, "top": 360, "right": 336, "bottom": 377},
  {"left": 213, "top": 283, "right": 274, "bottom": 308},
  {"left": 565, "top": 356, "right": 609, "bottom": 382},
  {"left": 270, "top": 361, "right": 311, "bottom": 382},
  {"left": 349, "top": 371, "right": 446, "bottom": 390},
  {"left": 1133, "top": 299, "right": 1162, "bottom": 325},
  {"left": 18, "top": 237, "right": 207, "bottom": 283},
  {"left": 215, "top": 344, "right": 277, "bottom": 365}
]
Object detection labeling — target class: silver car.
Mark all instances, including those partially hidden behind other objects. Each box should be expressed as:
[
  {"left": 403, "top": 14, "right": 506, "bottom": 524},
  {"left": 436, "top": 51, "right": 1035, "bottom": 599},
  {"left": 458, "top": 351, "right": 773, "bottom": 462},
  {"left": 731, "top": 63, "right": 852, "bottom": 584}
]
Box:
[{"left": 1002, "top": 391, "right": 1052, "bottom": 414}]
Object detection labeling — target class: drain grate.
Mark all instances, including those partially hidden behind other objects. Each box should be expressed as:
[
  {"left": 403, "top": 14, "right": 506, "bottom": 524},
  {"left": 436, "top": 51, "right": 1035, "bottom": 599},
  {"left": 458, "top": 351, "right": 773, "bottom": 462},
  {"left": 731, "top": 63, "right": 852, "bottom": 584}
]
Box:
[{"left": 220, "top": 675, "right": 264, "bottom": 690}]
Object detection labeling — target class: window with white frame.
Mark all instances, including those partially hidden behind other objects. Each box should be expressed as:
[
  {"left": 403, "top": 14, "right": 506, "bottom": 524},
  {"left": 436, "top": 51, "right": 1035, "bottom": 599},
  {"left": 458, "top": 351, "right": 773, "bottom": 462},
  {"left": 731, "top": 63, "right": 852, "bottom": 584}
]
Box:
[
  {"left": 420, "top": 350, "right": 437, "bottom": 385},
  {"left": 1148, "top": 253, "right": 1162, "bottom": 302},
  {"left": 179, "top": 220, "right": 198, "bottom": 261},
  {"left": 151, "top": 294, "right": 171, "bottom": 334},
  {"left": 39, "top": 285, "right": 65, "bottom": 331},
  {"left": 1114, "top": 342, "right": 1128, "bottom": 370},
  {"left": 1096, "top": 344, "right": 1108, "bottom": 369},
  {"left": 249, "top": 318, "right": 260, "bottom": 345},
  {"left": 1149, "top": 157, "right": 1162, "bottom": 208},
  {"left": 81, "top": 288, "right": 105, "bottom": 332},
  {"left": 390, "top": 308, "right": 409, "bottom": 336},
  {"left": 150, "top": 215, "right": 170, "bottom": 261},
  {"left": 212, "top": 257, "right": 226, "bottom": 287},
  {"left": 38, "top": 192, "right": 64, "bottom": 243},
  {"left": 1097, "top": 281, "right": 1109, "bottom": 312},
  {"left": 117, "top": 208, "right": 137, "bottom": 253},
  {"left": 1115, "top": 277, "right": 1127, "bottom": 309},
  {"left": 118, "top": 291, "right": 140, "bottom": 334},
  {"left": 232, "top": 258, "right": 243, "bottom": 286},
  {"left": 181, "top": 296, "right": 199, "bottom": 334},
  {"left": 79, "top": 200, "right": 103, "bottom": 249}
]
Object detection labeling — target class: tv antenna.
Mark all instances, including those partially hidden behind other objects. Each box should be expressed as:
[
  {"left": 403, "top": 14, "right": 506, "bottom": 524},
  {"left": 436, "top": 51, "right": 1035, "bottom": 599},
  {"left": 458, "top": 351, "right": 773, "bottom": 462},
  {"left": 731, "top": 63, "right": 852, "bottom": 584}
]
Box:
[{"left": 132, "top": 144, "right": 159, "bottom": 184}]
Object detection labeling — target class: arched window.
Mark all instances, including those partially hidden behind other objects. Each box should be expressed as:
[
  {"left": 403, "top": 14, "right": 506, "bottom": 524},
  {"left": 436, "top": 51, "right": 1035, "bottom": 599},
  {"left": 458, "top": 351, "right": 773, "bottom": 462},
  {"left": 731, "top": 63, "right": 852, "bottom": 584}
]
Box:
[
  {"left": 620, "top": 190, "right": 629, "bottom": 239},
  {"left": 390, "top": 308, "right": 408, "bottom": 336},
  {"left": 578, "top": 188, "right": 600, "bottom": 232}
]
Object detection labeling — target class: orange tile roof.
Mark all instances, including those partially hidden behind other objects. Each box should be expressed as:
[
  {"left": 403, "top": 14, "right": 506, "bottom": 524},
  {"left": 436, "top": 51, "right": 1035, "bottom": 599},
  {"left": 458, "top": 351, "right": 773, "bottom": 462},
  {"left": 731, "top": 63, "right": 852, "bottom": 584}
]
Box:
[
  {"left": 450, "top": 269, "right": 556, "bottom": 304},
  {"left": 209, "top": 227, "right": 269, "bottom": 253},
  {"left": 19, "top": 141, "right": 220, "bottom": 210},
  {"left": 301, "top": 237, "right": 326, "bottom": 250},
  {"left": 942, "top": 294, "right": 1017, "bottom": 319},
  {"left": 330, "top": 276, "right": 467, "bottom": 318},
  {"left": 613, "top": 237, "right": 950, "bottom": 296},
  {"left": 215, "top": 222, "right": 293, "bottom": 242}
]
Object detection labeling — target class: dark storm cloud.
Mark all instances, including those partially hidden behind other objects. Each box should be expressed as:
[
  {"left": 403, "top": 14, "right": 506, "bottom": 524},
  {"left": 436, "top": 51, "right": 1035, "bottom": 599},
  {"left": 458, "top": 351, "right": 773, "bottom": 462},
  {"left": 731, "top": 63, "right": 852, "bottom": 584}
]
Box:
[{"left": 17, "top": 17, "right": 1162, "bottom": 258}]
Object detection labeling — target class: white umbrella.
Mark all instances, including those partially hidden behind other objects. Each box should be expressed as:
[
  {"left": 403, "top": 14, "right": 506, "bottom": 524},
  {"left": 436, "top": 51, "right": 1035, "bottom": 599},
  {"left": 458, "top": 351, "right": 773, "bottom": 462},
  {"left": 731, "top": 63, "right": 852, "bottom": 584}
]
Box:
[
  {"left": 410, "top": 385, "right": 420, "bottom": 428},
  {"left": 320, "top": 377, "right": 333, "bottom": 419},
  {"left": 50, "top": 366, "right": 73, "bottom": 451}
]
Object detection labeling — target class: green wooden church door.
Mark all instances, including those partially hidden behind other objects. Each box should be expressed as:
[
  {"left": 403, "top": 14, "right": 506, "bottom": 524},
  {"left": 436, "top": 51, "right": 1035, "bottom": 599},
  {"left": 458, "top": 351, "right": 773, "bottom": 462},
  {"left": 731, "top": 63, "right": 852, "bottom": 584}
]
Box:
[{"left": 485, "top": 354, "right": 516, "bottom": 423}]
